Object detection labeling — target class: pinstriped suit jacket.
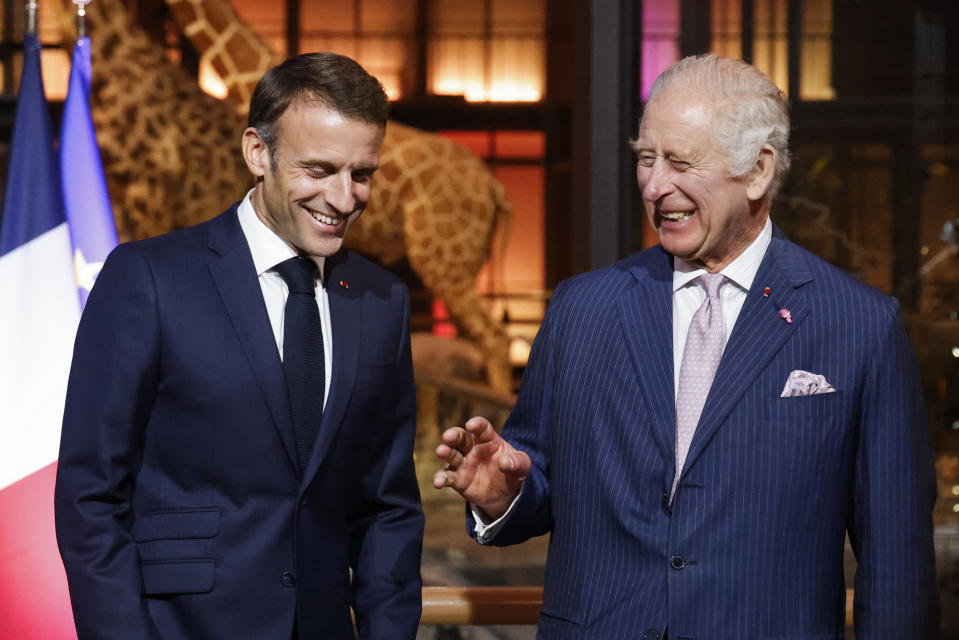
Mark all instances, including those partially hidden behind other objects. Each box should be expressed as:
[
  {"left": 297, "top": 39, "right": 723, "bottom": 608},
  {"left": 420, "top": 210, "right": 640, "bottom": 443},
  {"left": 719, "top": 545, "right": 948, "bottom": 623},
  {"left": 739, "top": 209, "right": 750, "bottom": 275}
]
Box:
[{"left": 477, "top": 227, "right": 937, "bottom": 639}]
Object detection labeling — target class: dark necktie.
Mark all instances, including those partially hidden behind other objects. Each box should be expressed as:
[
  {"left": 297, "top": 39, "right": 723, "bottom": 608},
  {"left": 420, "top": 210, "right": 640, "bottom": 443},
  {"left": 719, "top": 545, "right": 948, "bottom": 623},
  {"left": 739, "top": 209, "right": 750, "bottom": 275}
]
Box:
[{"left": 274, "top": 256, "right": 325, "bottom": 472}]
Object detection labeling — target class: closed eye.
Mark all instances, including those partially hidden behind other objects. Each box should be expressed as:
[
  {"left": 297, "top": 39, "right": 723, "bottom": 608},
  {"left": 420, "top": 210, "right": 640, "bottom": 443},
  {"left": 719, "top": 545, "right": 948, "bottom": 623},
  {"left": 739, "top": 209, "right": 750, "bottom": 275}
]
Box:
[
  {"left": 352, "top": 169, "right": 376, "bottom": 183},
  {"left": 637, "top": 153, "right": 656, "bottom": 168}
]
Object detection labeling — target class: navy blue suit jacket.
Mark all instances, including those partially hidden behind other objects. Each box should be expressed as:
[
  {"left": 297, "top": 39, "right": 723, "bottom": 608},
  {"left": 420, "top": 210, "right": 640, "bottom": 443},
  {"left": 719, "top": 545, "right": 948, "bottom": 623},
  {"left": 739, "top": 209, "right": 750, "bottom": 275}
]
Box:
[
  {"left": 55, "top": 205, "right": 424, "bottom": 639},
  {"left": 477, "top": 228, "right": 936, "bottom": 639}
]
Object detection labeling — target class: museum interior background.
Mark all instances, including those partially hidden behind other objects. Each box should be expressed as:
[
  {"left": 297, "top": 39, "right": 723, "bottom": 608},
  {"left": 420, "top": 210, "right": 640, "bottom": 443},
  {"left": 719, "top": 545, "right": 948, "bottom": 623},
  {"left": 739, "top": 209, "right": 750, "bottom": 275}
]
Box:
[{"left": 0, "top": 0, "right": 957, "bottom": 637}]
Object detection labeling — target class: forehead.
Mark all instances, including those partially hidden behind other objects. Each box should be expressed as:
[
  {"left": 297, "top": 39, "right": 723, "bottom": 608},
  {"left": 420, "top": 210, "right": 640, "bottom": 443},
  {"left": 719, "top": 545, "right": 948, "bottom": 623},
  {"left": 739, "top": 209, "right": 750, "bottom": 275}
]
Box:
[
  {"left": 274, "top": 100, "right": 385, "bottom": 159},
  {"left": 637, "top": 90, "right": 717, "bottom": 151}
]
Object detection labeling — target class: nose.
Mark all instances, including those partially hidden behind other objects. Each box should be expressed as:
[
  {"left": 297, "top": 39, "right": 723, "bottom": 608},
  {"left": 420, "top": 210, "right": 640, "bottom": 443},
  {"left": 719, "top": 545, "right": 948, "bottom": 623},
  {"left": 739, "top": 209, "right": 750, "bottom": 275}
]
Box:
[
  {"left": 639, "top": 158, "right": 673, "bottom": 203},
  {"left": 325, "top": 172, "right": 356, "bottom": 215}
]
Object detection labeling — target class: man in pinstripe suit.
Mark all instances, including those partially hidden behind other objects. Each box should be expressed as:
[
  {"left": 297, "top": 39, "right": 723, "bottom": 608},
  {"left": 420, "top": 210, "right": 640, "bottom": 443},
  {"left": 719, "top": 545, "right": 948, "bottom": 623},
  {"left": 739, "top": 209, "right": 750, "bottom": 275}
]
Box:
[{"left": 435, "top": 54, "right": 937, "bottom": 639}]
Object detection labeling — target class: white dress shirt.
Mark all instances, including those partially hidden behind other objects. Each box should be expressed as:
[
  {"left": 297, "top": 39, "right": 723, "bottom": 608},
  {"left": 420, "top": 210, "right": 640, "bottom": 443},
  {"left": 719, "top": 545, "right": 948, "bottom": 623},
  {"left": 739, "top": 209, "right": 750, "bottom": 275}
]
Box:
[
  {"left": 236, "top": 190, "right": 333, "bottom": 408},
  {"left": 473, "top": 217, "right": 773, "bottom": 541},
  {"left": 671, "top": 216, "right": 772, "bottom": 396}
]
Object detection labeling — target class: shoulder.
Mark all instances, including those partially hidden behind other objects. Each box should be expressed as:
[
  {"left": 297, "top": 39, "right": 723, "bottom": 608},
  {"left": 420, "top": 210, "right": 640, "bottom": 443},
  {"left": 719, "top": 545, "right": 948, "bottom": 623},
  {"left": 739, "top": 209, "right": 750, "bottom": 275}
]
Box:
[
  {"left": 105, "top": 206, "right": 238, "bottom": 271},
  {"left": 772, "top": 232, "right": 899, "bottom": 318},
  {"left": 769, "top": 232, "right": 904, "bottom": 354},
  {"left": 550, "top": 245, "right": 669, "bottom": 309}
]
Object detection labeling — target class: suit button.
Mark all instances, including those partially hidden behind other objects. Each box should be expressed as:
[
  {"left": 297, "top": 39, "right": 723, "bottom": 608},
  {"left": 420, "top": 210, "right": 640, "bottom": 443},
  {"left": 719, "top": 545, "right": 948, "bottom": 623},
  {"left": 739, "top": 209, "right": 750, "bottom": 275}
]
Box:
[
  {"left": 281, "top": 571, "right": 296, "bottom": 587},
  {"left": 668, "top": 554, "right": 686, "bottom": 570},
  {"left": 643, "top": 630, "right": 660, "bottom": 640}
]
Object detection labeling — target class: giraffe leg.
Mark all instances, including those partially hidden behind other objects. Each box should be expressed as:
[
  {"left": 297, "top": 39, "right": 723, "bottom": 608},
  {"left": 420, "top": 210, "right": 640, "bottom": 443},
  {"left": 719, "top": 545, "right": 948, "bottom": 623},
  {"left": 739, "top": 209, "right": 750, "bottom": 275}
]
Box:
[{"left": 404, "top": 207, "right": 512, "bottom": 395}]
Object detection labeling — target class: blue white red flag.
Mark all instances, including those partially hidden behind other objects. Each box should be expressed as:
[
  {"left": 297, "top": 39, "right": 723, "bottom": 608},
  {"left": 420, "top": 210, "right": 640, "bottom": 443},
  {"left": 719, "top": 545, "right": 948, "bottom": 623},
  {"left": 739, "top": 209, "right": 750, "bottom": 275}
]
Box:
[
  {"left": 61, "top": 35, "right": 118, "bottom": 307},
  {"left": 0, "top": 33, "right": 81, "bottom": 639}
]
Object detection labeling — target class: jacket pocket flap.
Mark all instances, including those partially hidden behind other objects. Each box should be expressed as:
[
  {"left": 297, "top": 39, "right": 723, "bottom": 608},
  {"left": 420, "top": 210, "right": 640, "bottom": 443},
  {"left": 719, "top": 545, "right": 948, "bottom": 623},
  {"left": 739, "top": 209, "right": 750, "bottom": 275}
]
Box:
[
  {"left": 141, "top": 559, "right": 215, "bottom": 595},
  {"left": 763, "top": 390, "right": 844, "bottom": 420},
  {"left": 132, "top": 508, "right": 220, "bottom": 542}
]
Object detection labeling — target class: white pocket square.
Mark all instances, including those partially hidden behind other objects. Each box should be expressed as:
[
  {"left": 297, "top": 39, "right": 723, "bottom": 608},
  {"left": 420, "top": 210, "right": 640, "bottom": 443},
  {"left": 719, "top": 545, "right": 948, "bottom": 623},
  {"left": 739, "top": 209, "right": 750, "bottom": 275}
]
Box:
[{"left": 780, "top": 370, "right": 836, "bottom": 397}]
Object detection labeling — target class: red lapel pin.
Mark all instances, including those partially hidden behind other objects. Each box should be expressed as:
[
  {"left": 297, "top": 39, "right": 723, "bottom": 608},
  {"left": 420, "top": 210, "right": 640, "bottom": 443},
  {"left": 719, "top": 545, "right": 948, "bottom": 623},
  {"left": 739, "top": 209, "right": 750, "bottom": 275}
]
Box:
[
  {"left": 763, "top": 286, "right": 771, "bottom": 297},
  {"left": 339, "top": 280, "right": 349, "bottom": 289}
]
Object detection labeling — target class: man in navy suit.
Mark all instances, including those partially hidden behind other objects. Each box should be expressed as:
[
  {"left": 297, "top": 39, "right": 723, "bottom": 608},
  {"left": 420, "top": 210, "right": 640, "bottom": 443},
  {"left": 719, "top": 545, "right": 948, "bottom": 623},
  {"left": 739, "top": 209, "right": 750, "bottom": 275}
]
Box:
[
  {"left": 55, "top": 53, "right": 423, "bottom": 639},
  {"left": 435, "top": 54, "right": 937, "bottom": 638}
]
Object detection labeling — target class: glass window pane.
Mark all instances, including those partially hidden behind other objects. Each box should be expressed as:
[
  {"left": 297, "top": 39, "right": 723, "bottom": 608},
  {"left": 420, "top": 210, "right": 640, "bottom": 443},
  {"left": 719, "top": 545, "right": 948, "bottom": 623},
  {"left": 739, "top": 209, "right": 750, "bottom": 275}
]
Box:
[
  {"left": 493, "top": 131, "right": 545, "bottom": 159},
  {"left": 437, "top": 131, "right": 493, "bottom": 158},
  {"left": 710, "top": 0, "right": 742, "bottom": 60},
  {"left": 775, "top": 142, "right": 894, "bottom": 293},
  {"left": 301, "top": 0, "right": 355, "bottom": 33},
  {"left": 800, "top": 0, "right": 835, "bottom": 100},
  {"left": 428, "top": 37, "right": 485, "bottom": 99},
  {"left": 641, "top": 0, "right": 680, "bottom": 100},
  {"left": 232, "top": 0, "right": 286, "bottom": 52},
  {"left": 485, "top": 165, "right": 545, "bottom": 292},
  {"left": 359, "top": 37, "right": 413, "bottom": 100},
  {"left": 361, "top": 0, "right": 416, "bottom": 32},
  {"left": 920, "top": 143, "right": 959, "bottom": 315},
  {"left": 430, "top": 0, "right": 484, "bottom": 36},
  {"left": 753, "top": 0, "right": 788, "bottom": 95},
  {"left": 489, "top": 38, "right": 543, "bottom": 101},
  {"left": 299, "top": 35, "right": 358, "bottom": 59},
  {"left": 41, "top": 48, "right": 69, "bottom": 102},
  {"left": 492, "top": 0, "right": 545, "bottom": 36}
]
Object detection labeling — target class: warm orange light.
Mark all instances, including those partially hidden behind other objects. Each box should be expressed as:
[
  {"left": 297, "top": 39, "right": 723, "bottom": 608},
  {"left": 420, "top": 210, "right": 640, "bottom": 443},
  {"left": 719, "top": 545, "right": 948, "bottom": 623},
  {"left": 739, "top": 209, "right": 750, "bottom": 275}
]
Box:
[
  {"left": 429, "top": 36, "right": 543, "bottom": 102},
  {"left": 198, "top": 59, "right": 229, "bottom": 100},
  {"left": 40, "top": 50, "right": 70, "bottom": 102},
  {"left": 433, "top": 75, "right": 541, "bottom": 102}
]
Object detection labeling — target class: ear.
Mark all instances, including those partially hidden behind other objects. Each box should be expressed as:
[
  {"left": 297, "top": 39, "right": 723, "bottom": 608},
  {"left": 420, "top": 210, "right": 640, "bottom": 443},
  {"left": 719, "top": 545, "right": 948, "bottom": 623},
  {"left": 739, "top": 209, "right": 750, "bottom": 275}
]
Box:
[
  {"left": 242, "top": 127, "right": 270, "bottom": 179},
  {"left": 745, "top": 144, "right": 776, "bottom": 201}
]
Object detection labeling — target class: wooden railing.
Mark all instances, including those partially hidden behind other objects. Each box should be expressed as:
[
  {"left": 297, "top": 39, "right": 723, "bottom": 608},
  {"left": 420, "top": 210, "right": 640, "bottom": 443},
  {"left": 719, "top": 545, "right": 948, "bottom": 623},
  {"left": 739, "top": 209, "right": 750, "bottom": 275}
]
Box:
[{"left": 420, "top": 587, "right": 856, "bottom": 627}]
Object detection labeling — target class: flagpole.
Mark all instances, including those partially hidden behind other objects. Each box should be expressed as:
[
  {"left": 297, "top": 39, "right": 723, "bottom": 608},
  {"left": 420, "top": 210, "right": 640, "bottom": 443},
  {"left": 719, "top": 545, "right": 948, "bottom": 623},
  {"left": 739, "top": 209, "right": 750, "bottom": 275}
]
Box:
[
  {"left": 25, "top": 1, "right": 37, "bottom": 37},
  {"left": 74, "top": 0, "right": 91, "bottom": 39}
]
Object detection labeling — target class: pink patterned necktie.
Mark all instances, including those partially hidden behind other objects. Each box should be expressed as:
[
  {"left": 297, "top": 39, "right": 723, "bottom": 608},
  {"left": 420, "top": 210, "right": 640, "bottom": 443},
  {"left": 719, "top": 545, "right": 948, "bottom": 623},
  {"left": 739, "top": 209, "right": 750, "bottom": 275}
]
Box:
[{"left": 671, "top": 272, "right": 726, "bottom": 502}]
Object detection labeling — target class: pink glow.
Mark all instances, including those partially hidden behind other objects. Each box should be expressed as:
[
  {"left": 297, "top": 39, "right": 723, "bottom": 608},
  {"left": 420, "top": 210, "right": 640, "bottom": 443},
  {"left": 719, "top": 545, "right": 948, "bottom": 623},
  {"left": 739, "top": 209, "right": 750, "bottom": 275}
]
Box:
[{"left": 641, "top": 0, "right": 681, "bottom": 100}]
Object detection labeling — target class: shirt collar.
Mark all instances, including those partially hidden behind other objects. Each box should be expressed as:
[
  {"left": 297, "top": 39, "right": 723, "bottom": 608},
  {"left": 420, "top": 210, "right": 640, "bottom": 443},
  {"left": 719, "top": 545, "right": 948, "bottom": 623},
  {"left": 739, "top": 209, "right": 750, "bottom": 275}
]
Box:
[
  {"left": 672, "top": 216, "right": 772, "bottom": 293},
  {"left": 237, "top": 189, "right": 326, "bottom": 280}
]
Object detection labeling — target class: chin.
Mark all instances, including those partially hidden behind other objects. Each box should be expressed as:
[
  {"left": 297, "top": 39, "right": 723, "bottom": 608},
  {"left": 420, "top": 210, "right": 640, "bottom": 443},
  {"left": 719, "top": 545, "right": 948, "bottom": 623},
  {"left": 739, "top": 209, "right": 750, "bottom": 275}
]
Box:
[{"left": 308, "top": 239, "right": 346, "bottom": 258}]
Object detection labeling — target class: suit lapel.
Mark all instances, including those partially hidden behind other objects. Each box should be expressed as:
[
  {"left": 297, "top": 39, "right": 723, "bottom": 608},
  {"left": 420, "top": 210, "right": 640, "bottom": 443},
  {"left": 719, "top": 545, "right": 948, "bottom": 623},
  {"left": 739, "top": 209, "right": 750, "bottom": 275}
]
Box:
[
  {"left": 681, "top": 231, "right": 813, "bottom": 477},
  {"left": 618, "top": 248, "right": 676, "bottom": 489},
  {"left": 206, "top": 208, "right": 299, "bottom": 472},
  {"left": 301, "top": 251, "right": 360, "bottom": 488}
]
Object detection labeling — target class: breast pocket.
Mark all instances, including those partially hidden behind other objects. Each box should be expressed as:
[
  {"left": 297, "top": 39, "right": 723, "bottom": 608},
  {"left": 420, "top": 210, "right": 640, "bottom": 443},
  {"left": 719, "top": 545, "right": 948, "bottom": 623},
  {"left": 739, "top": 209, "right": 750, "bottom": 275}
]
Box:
[
  {"left": 760, "top": 391, "right": 848, "bottom": 463},
  {"left": 133, "top": 507, "right": 219, "bottom": 595},
  {"left": 763, "top": 390, "right": 844, "bottom": 422}
]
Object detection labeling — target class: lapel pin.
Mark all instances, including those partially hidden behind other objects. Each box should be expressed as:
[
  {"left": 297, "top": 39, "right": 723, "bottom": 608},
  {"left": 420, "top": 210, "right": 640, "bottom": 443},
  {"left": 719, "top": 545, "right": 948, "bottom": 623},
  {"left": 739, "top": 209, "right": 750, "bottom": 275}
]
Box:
[
  {"left": 779, "top": 308, "right": 792, "bottom": 324},
  {"left": 339, "top": 280, "right": 349, "bottom": 289},
  {"left": 763, "top": 286, "right": 771, "bottom": 297}
]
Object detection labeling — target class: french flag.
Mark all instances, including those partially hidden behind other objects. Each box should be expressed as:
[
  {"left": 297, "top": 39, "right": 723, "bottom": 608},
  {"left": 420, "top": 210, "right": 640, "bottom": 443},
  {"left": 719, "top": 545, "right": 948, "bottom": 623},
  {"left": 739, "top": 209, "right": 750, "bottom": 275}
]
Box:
[
  {"left": 0, "top": 31, "right": 115, "bottom": 638},
  {"left": 60, "top": 35, "right": 118, "bottom": 309}
]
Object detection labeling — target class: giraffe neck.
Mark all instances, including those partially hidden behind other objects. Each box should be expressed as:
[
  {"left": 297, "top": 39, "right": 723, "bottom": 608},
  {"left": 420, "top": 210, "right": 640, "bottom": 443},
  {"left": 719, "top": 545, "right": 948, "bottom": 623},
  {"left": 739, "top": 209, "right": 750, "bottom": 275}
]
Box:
[{"left": 165, "top": 0, "right": 280, "bottom": 112}]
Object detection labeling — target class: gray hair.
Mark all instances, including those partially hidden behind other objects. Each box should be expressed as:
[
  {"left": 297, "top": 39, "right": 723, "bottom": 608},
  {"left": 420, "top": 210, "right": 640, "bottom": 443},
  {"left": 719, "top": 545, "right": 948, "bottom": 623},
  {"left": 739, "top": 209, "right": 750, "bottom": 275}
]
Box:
[{"left": 641, "top": 54, "right": 791, "bottom": 199}]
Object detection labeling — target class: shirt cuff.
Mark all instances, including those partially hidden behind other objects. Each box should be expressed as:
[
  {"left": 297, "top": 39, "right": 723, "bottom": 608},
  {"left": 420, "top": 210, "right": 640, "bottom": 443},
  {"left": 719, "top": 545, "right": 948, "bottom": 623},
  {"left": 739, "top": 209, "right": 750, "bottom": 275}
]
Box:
[{"left": 471, "top": 483, "right": 525, "bottom": 543}]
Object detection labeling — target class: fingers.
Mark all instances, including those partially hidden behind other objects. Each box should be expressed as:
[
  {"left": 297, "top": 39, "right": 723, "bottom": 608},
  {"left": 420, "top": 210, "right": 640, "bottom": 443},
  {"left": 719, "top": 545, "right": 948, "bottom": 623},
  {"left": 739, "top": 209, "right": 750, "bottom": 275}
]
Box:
[
  {"left": 464, "top": 416, "right": 497, "bottom": 443},
  {"left": 498, "top": 450, "right": 532, "bottom": 479},
  {"left": 434, "top": 443, "right": 465, "bottom": 468},
  {"left": 432, "top": 468, "right": 454, "bottom": 490},
  {"left": 440, "top": 426, "right": 473, "bottom": 455}
]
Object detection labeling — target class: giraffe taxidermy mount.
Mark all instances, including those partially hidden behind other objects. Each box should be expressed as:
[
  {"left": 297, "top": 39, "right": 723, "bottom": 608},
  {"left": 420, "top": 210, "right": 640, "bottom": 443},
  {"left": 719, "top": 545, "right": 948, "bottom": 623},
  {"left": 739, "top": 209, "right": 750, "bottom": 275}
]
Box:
[{"left": 56, "top": 0, "right": 513, "bottom": 393}]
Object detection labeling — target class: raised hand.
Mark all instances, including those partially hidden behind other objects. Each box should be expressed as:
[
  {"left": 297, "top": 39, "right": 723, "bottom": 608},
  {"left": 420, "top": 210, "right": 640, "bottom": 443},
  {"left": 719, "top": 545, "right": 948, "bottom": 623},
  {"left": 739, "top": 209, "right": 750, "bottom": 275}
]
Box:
[{"left": 433, "top": 416, "right": 531, "bottom": 521}]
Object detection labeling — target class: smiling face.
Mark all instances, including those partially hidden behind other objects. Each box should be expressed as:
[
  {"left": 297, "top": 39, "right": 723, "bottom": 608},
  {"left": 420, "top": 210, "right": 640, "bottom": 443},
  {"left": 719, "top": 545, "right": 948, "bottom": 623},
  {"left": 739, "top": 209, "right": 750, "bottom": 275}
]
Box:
[
  {"left": 243, "top": 99, "right": 385, "bottom": 262},
  {"left": 635, "top": 88, "right": 770, "bottom": 273}
]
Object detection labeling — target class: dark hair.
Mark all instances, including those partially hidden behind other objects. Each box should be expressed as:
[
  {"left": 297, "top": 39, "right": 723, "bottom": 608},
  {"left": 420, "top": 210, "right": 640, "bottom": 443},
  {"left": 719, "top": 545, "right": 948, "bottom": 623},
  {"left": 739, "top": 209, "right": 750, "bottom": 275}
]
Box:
[{"left": 248, "top": 52, "right": 389, "bottom": 162}]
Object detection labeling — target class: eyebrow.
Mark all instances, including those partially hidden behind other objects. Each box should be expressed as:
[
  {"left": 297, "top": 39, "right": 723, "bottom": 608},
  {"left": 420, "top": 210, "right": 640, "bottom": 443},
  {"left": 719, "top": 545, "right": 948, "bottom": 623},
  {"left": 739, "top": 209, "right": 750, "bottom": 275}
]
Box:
[{"left": 300, "top": 160, "right": 380, "bottom": 173}]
